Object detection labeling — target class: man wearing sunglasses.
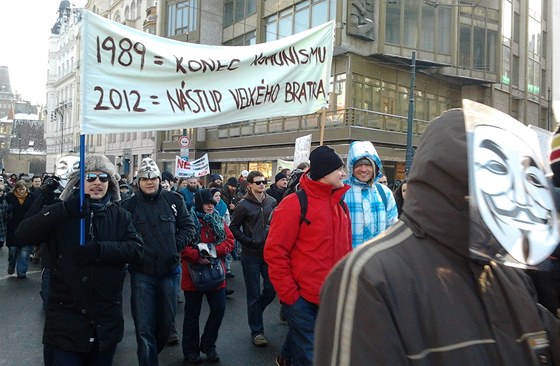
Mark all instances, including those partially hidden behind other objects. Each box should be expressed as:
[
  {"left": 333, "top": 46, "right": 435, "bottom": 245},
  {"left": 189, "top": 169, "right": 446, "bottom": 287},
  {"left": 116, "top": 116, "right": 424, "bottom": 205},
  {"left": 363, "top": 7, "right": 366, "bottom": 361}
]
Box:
[
  {"left": 16, "top": 154, "right": 144, "bottom": 366},
  {"left": 230, "top": 171, "right": 277, "bottom": 348},
  {"left": 121, "top": 157, "right": 196, "bottom": 366}
]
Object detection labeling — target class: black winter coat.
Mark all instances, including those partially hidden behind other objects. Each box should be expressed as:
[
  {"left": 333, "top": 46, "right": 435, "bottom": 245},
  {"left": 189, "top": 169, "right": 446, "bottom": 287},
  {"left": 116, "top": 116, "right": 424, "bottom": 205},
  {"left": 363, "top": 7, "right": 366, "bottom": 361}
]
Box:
[
  {"left": 16, "top": 200, "right": 143, "bottom": 352},
  {"left": 121, "top": 189, "right": 195, "bottom": 275},
  {"left": 230, "top": 191, "right": 277, "bottom": 258},
  {"left": 5, "top": 192, "right": 35, "bottom": 247}
]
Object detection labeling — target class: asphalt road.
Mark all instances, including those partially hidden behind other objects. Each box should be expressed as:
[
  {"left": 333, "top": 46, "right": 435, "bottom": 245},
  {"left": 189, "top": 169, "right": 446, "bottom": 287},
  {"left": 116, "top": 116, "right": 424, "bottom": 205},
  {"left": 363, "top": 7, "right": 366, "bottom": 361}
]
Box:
[{"left": 0, "top": 246, "right": 287, "bottom": 365}]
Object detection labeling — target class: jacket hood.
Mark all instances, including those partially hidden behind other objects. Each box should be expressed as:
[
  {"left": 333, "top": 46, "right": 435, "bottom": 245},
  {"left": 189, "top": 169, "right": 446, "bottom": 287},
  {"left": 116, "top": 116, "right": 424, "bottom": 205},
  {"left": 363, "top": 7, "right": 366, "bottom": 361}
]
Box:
[
  {"left": 347, "top": 141, "right": 382, "bottom": 186},
  {"left": 401, "top": 109, "right": 470, "bottom": 257}
]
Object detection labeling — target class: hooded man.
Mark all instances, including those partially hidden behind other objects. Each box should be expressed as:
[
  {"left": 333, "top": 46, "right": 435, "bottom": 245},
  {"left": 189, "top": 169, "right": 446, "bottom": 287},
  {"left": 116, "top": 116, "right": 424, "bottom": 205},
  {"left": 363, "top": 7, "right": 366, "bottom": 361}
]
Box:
[
  {"left": 314, "top": 108, "right": 560, "bottom": 365},
  {"left": 120, "top": 157, "right": 196, "bottom": 366},
  {"left": 16, "top": 154, "right": 144, "bottom": 365},
  {"left": 344, "top": 141, "right": 398, "bottom": 248}
]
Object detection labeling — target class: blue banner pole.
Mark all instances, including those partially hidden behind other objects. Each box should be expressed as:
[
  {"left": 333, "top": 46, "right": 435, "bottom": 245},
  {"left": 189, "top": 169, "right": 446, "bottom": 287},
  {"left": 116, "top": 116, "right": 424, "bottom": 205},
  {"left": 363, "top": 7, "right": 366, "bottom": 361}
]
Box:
[{"left": 79, "top": 134, "right": 86, "bottom": 245}]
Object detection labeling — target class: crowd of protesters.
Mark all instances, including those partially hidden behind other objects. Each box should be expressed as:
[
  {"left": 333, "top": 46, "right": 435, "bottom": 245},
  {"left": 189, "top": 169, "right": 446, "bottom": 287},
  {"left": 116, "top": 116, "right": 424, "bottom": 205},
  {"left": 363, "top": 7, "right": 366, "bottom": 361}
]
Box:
[{"left": 4, "top": 105, "right": 560, "bottom": 366}]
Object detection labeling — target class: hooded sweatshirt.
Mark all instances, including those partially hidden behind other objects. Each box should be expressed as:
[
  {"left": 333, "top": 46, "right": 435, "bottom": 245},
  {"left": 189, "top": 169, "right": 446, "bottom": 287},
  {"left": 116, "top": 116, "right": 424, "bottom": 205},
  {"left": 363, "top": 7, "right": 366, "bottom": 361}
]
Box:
[
  {"left": 344, "top": 141, "right": 398, "bottom": 247},
  {"left": 315, "top": 109, "right": 560, "bottom": 366}
]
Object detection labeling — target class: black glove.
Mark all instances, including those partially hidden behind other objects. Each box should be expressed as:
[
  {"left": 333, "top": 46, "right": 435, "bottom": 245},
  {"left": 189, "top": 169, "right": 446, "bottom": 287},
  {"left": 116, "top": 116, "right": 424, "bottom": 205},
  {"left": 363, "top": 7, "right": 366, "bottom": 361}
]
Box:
[
  {"left": 63, "top": 194, "right": 90, "bottom": 218},
  {"left": 41, "top": 175, "right": 61, "bottom": 192},
  {"left": 70, "top": 242, "right": 101, "bottom": 264}
]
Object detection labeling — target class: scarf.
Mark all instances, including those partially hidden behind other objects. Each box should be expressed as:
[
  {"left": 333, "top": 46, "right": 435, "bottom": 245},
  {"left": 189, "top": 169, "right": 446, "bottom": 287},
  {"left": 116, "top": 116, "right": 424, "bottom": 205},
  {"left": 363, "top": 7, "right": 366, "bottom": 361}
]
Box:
[
  {"left": 191, "top": 208, "right": 226, "bottom": 244},
  {"left": 13, "top": 190, "right": 28, "bottom": 205}
]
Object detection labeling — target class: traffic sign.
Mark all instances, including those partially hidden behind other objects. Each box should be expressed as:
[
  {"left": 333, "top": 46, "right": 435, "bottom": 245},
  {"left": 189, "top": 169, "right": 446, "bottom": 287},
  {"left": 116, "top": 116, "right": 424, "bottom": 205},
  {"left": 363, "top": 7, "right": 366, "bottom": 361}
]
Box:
[{"left": 178, "top": 135, "right": 191, "bottom": 148}]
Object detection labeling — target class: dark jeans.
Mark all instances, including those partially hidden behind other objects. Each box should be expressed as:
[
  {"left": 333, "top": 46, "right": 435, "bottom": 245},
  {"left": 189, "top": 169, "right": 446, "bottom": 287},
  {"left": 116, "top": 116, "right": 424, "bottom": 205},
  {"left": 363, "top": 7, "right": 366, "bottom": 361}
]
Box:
[
  {"left": 8, "top": 245, "right": 32, "bottom": 275},
  {"left": 241, "top": 254, "right": 276, "bottom": 336},
  {"left": 50, "top": 342, "right": 117, "bottom": 366},
  {"left": 130, "top": 271, "right": 180, "bottom": 366},
  {"left": 182, "top": 288, "right": 226, "bottom": 357},
  {"left": 282, "top": 297, "right": 318, "bottom": 366}
]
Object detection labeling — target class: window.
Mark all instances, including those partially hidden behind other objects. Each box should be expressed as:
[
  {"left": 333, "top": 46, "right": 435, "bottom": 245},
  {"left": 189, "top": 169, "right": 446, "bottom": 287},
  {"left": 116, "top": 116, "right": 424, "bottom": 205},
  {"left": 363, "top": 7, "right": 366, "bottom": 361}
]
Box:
[
  {"left": 167, "top": 0, "right": 197, "bottom": 36},
  {"left": 265, "top": 0, "right": 336, "bottom": 41},
  {"left": 224, "top": 31, "right": 256, "bottom": 46},
  {"left": 385, "top": 1, "right": 452, "bottom": 55},
  {"left": 223, "top": 0, "right": 257, "bottom": 28},
  {"left": 458, "top": 5, "right": 498, "bottom": 72}
]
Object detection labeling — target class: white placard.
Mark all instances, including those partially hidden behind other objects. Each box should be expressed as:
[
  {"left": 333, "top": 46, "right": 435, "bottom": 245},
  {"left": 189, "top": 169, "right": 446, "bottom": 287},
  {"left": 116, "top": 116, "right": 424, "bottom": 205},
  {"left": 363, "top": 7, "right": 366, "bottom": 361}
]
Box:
[
  {"left": 293, "top": 134, "right": 312, "bottom": 169},
  {"left": 175, "top": 154, "right": 209, "bottom": 177}
]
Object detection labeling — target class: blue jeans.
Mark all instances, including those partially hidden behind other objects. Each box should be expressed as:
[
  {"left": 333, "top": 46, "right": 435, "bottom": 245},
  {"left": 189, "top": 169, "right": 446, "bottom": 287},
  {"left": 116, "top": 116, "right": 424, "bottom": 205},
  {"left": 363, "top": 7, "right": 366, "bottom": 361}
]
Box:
[
  {"left": 130, "top": 270, "right": 180, "bottom": 366},
  {"left": 8, "top": 245, "right": 32, "bottom": 276},
  {"left": 241, "top": 254, "right": 276, "bottom": 336},
  {"left": 282, "top": 297, "right": 318, "bottom": 366},
  {"left": 50, "top": 342, "right": 117, "bottom": 366},
  {"left": 182, "top": 288, "right": 226, "bottom": 357}
]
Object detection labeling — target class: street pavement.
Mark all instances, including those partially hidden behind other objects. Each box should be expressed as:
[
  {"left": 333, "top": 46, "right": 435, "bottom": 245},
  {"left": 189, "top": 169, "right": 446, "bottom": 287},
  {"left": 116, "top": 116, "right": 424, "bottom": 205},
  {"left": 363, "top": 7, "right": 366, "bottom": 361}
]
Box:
[{"left": 0, "top": 246, "right": 288, "bottom": 366}]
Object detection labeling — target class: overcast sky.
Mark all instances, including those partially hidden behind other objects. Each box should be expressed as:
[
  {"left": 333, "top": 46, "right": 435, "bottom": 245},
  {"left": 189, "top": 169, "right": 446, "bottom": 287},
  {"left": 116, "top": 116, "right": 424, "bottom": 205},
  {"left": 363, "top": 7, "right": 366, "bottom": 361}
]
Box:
[{"left": 0, "top": 0, "right": 87, "bottom": 105}]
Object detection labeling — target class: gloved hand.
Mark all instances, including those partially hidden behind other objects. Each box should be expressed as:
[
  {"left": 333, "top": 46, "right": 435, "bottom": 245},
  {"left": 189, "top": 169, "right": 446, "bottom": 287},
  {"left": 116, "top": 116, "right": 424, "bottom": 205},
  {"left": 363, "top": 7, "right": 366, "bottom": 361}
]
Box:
[
  {"left": 41, "top": 175, "right": 61, "bottom": 192},
  {"left": 70, "top": 242, "right": 101, "bottom": 264},
  {"left": 63, "top": 194, "right": 90, "bottom": 218},
  {"left": 41, "top": 176, "right": 61, "bottom": 204}
]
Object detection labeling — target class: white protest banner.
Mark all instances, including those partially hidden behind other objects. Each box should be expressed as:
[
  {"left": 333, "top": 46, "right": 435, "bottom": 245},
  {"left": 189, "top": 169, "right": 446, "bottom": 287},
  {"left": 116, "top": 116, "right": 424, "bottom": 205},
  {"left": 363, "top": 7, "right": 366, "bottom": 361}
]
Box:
[
  {"left": 277, "top": 159, "right": 293, "bottom": 173},
  {"left": 80, "top": 10, "right": 334, "bottom": 134},
  {"left": 293, "top": 134, "right": 312, "bottom": 169},
  {"left": 175, "top": 154, "right": 210, "bottom": 178}
]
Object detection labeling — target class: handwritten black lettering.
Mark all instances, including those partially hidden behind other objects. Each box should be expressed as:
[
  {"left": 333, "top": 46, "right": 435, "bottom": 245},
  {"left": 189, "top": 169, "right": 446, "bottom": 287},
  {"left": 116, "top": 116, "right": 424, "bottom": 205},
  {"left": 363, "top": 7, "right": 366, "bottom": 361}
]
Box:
[
  {"left": 251, "top": 46, "right": 325, "bottom": 67},
  {"left": 167, "top": 81, "right": 223, "bottom": 113},
  {"left": 175, "top": 56, "right": 239, "bottom": 74},
  {"left": 284, "top": 80, "right": 326, "bottom": 103},
  {"left": 229, "top": 80, "right": 280, "bottom": 110}
]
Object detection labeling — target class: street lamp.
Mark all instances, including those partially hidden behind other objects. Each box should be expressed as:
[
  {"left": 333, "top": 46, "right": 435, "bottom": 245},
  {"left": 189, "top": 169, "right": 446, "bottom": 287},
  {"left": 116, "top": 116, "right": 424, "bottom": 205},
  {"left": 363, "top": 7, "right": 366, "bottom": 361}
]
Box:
[{"left": 52, "top": 101, "right": 72, "bottom": 155}]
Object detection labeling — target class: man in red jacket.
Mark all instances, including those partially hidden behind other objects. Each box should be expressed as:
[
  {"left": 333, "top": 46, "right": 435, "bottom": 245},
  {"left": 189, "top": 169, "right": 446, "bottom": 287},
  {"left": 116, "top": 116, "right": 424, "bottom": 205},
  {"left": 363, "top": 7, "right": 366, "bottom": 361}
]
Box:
[{"left": 264, "top": 145, "right": 352, "bottom": 366}]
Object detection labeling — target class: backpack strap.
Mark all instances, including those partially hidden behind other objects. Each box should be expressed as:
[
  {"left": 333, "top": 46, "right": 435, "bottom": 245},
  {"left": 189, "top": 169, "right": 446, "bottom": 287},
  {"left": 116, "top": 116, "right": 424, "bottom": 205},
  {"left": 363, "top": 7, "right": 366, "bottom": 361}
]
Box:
[
  {"left": 375, "top": 183, "right": 388, "bottom": 210},
  {"left": 296, "top": 190, "right": 311, "bottom": 225},
  {"left": 296, "top": 189, "right": 347, "bottom": 226}
]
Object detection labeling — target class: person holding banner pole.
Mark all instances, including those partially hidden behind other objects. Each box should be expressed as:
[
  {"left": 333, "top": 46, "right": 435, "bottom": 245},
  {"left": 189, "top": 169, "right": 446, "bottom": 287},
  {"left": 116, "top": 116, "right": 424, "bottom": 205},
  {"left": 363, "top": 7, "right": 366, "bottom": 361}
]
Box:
[{"left": 15, "top": 154, "right": 144, "bottom": 366}]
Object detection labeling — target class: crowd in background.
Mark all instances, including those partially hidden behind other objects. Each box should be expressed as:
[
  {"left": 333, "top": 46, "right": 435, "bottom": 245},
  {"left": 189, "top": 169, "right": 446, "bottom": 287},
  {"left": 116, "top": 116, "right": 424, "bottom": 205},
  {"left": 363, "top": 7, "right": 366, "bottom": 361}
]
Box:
[{"left": 3, "top": 121, "right": 560, "bottom": 366}]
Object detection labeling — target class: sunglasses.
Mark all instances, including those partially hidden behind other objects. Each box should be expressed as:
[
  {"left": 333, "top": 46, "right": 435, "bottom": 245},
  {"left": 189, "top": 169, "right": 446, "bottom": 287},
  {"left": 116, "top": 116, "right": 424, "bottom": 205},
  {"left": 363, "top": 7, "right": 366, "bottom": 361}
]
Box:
[
  {"left": 252, "top": 180, "right": 267, "bottom": 185},
  {"left": 85, "top": 173, "right": 109, "bottom": 183}
]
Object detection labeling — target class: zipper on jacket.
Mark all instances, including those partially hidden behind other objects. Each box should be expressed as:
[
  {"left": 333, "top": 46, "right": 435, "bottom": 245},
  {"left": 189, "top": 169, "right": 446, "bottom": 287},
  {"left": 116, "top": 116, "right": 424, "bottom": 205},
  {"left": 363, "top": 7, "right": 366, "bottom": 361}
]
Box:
[{"left": 88, "top": 210, "right": 95, "bottom": 242}]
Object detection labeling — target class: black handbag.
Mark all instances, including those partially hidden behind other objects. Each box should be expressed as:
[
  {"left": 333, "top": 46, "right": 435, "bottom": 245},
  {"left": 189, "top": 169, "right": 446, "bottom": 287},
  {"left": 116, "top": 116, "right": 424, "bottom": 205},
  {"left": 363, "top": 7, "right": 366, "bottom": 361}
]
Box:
[{"left": 187, "top": 244, "right": 225, "bottom": 292}]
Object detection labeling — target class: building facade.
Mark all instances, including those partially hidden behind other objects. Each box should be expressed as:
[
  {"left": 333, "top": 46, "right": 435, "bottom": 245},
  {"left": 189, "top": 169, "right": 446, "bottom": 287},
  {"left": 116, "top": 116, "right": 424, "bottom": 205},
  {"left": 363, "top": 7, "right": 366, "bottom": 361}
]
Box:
[{"left": 51, "top": 0, "right": 554, "bottom": 184}]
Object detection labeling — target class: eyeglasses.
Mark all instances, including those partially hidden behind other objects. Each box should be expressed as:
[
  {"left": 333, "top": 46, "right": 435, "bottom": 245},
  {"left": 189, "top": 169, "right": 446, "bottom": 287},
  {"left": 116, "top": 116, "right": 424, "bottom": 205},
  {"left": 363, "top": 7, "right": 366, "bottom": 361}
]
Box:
[
  {"left": 252, "top": 180, "right": 267, "bottom": 185},
  {"left": 85, "top": 173, "right": 109, "bottom": 183}
]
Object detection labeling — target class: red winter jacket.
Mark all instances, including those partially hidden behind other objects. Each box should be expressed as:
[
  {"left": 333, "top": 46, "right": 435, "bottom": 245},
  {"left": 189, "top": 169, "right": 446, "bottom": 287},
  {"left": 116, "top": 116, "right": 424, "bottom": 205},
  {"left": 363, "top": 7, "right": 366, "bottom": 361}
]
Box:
[
  {"left": 264, "top": 173, "right": 352, "bottom": 305},
  {"left": 181, "top": 219, "right": 234, "bottom": 291}
]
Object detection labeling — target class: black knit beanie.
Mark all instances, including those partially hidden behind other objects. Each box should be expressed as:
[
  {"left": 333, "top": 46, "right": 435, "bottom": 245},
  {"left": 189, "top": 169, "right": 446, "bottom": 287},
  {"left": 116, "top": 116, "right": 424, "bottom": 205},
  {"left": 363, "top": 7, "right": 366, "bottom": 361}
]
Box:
[
  {"left": 309, "top": 145, "right": 344, "bottom": 180},
  {"left": 274, "top": 172, "right": 287, "bottom": 182},
  {"left": 195, "top": 189, "right": 216, "bottom": 212},
  {"left": 226, "top": 177, "right": 238, "bottom": 187}
]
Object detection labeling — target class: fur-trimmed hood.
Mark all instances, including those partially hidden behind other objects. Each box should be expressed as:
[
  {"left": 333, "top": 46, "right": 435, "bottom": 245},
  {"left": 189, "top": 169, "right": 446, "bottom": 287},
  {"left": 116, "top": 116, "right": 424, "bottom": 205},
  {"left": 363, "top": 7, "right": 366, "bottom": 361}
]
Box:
[{"left": 59, "top": 154, "right": 121, "bottom": 202}]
